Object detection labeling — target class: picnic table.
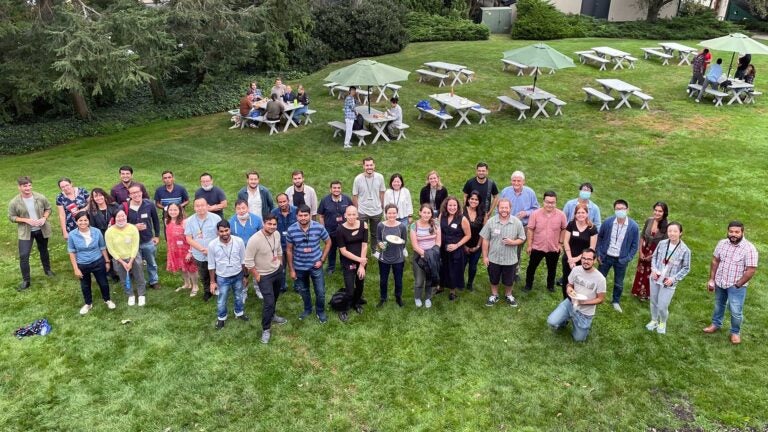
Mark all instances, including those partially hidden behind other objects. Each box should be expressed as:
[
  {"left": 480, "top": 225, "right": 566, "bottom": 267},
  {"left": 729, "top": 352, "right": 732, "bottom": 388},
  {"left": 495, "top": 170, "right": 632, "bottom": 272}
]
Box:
[
  {"left": 430, "top": 93, "right": 479, "bottom": 128},
  {"left": 424, "top": 61, "right": 468, "bottom": 87},
  {"left": 354, "top": 106, "right": 394, "bottom": 144},
  {"left": 592, "top": 46, "right": 634, "bottom": 70},
  {"left": 333, "top": 85, "right": 369, "bottom": 105},
  {"left": 374, "top": 83, "right": 402, "bottom": 103},
  {"left": 658, "top": 42, "right": 698, "bottom": 66},
  {"left": 724, "top": 80, "right": 755, "bottom": 105},
  {"left": 595, "top": 79, "right": 641, "bottom": 109},
  {"left": 510, "top": 86, "right": 556, "bottom": 119}
]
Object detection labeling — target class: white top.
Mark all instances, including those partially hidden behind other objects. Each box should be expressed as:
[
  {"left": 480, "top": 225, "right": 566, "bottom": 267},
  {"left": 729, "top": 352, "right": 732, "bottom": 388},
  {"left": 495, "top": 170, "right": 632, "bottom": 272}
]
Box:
[
  {"left": 22, "top": 197, "right": 40, "bottom": 232},
  {"left": 207, "top": 236, "right": 246, "bottom": 278},
  {"left": 383, "top": 187, "right": 413, "bottom": 219},
  {"left": 247, "top": 187, "right": 262, "bottom": 217}
]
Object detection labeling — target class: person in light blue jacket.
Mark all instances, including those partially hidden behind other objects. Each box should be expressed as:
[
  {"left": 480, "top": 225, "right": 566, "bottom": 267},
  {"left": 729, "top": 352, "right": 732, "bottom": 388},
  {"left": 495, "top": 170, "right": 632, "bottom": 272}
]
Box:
[
  {"left": 596, "top": 199, "right": 639, "bottom": 313},
  {"left": 646, "top": 222, "right": 691, "bottom": 335}
]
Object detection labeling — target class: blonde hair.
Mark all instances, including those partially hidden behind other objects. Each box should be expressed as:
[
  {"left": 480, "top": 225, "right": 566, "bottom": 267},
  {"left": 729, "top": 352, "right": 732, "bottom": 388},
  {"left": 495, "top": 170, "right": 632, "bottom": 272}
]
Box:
[{"left": 425, "top": 170, "right": 443, "bottom": 189}]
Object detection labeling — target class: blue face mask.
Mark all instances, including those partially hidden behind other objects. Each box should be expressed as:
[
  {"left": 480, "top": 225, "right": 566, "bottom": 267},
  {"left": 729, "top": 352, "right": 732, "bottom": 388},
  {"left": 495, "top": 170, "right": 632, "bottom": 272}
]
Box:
[
  {"left": 615, "top": 209, "right": 627, "bottom": 219},
  {"left": 579, "top": 190, "right": 591, "bottom": 200}
]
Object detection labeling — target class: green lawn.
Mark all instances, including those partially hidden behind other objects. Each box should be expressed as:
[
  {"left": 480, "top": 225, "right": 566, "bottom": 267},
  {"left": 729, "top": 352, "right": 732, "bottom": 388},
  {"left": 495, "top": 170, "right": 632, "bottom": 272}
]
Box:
[{"left": 1, "top": 35, "right": 767, "bottom": 431}]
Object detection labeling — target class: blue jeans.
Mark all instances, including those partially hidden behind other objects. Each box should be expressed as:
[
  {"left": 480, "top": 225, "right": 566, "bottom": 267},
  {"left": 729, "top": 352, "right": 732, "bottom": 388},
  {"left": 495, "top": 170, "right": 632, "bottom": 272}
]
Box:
[
  {"left": 295, "top": 267, "right": 325, "bottom": 314},
  {"left": 326, "top": 235, "right": 339, "bottom": 272},
  {"left": 379, "top": 261, "right": 404, "bottom": 300},
  {"left": 547, "top": 298, "right": 594, "bottom": 342},
  {"left": 712, "top": 285, "right": 747, "bottom": 335},
  {"left": 139, "top": 241, "right": 159, "bottom": 285},
  {"left": 216, "top": 272, "right": 244, "bottom": 320},
  {"left": 291, "top": 105, "right": 308, "bottom": 120},
  {"left": 599, "top": 255, "right": 627, "bottom": 304}
]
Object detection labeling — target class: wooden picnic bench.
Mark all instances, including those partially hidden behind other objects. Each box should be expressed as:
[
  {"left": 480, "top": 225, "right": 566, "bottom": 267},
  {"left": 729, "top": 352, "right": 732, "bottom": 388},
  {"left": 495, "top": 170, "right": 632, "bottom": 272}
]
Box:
[
  {"left": 641, "top": 48, "right": 673, "bottom": 65},
  {"left": 416, "top": 106, "right": 453, "bottom": 129},
  {"left": 688, "top": 84, "right": 728, "bottom": 107},
  {"left": 394, "top": 123, "right": 409, "bottom": 140},
  {"left": 631, "top": 91, "right": 653, "bottom": 110},
  {"left": 328, "top": 121, "right": 372, "bottom": 145},
  {"left": 416, "top": 69, "right": 449, "bottom": 87},
  {"left": 582, "top": 87, "right": 615, "bottom": 111},
  {"left": 625, "top": 56, "right": 638, "bottom": 69},
  {"left": 576, "top": 52, "right": 610, "bottom": 71},
  {"left": 549, "top": 98, "right": 566, "bottom": 116},
  {"left": 496, "top": 96, "right": 530, "bottom": 120},
  {"left": 324, "top": 82, "right": 338, "bottom": 96},
  {"left": 460, "top": 69, "right": 475, "bottom": 83},
  {"left": 744, "top": 90, "right": 762, "bottom": 104},
  {"left": 470, "top": 106, "right": 491, "bottom": 124},
  {"left": 303, "top": 109, "right": 316, "bottom": 125},
  {"left": 502, "top": 59, "right": 528, "bottom": 76}
]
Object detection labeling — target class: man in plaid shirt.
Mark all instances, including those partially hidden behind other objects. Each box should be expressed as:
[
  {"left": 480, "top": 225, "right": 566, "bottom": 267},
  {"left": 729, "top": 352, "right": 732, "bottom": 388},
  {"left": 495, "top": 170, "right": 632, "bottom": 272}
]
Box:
[
  {"left": 703, "top": 221, "right": 758, "bottom": 345},
  {"left": 343, "top": 87, "right": 357, "bottom": 149}
]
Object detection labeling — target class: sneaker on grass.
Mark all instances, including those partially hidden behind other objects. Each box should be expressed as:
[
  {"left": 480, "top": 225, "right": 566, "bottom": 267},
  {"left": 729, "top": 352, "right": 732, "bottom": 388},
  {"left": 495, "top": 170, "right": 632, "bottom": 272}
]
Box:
[
  {"left": 485, "top": 295, "right": 499, "bottom": 307},
  {"left": 505, "top": 295, "right": 518, "bottom": 308}
]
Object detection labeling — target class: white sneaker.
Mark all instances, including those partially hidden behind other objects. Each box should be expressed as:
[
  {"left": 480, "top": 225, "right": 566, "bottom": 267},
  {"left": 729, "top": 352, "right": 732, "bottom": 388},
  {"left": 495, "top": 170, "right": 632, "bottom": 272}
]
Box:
[
  {"left": 656, "top": 322, "right": 667, "bottom": 334},
  {"left": 255, "top": 286, "right": 264, "bottom": 300},
  {"left": 612, "top": 302, "right": 623, "bottom": 313},
  {"left": 343, "top": 143, "right": 352, "bottom": 149},
  {"left": 105, "top": 300, "right": 116, "bottom": 310},
  {"left": 138, "top": 296, "right": 146, "bottom": 306},
  {"left": 645, "top": 320, "right": 658, "bottom": 331},
  {"left": 128, "top": 296, "right": 136, "bottom": 306},
  {"left": 425, "top": 299, "right": 432, "bottom": 308},
  {"left": 415, "top": 298, "right": 423, "bottom": 308},
  {"left": 79, "top": 304, "right": 92, "bottom": 315}
]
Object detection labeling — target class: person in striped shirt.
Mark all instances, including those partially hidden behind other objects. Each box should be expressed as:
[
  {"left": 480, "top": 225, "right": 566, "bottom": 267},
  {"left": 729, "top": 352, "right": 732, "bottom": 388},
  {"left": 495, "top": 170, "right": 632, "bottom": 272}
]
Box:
[{"left": 286, "top": 205, "right": 331, "bottom": 323}]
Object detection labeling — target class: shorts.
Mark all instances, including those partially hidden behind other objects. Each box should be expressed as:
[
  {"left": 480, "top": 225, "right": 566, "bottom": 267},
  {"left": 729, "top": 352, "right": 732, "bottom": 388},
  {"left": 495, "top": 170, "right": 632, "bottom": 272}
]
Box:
[{"left": 488, "top": 262, "right": 516, "bottom": 286}]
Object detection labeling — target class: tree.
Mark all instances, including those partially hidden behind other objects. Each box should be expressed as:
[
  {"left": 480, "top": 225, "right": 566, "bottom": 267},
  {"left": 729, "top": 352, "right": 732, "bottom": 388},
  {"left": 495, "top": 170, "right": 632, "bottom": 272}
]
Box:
[
  {"left": 638, "top": 0, "right": 676, "bottom": 22},
  {"left": 745, "top": 0, "right": 768, "bottom": 19}
]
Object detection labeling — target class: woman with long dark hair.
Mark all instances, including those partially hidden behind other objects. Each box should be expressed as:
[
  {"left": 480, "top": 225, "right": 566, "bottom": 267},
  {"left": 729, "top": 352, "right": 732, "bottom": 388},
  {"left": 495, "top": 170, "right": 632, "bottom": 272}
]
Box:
[
  {"left": 631, "top": 202, "right": 669, "bottom": 301},
  {"left": 165, "top": 203, "right": 199, "bottom": 296},
  {"left": 439, "top": 196, "right": 471, "bottom": 301},
  {"left": 463, "top": 191, "right": 485, "bottom": 292}
]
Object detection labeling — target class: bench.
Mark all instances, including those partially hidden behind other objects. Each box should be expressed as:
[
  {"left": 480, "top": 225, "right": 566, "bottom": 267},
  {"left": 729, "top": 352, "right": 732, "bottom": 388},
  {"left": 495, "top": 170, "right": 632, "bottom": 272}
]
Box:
[
  {"left": 385, "top": 83, "right": 401, "bottom": 99},
  {"left": 502, "top": 59, "right": 529, "bottom": 76},
  {"left": 324, "top": 81, "right": 338, "bottom": 96},
  {"left": 744, "top": 90, "right": 762, "bottom": 104},
  {"left": 471, "top": 106, "right": 491, "bottom": 124},
  {"left": 416, "top": 106, "right": 453, "bottom": 129},
  {"left": 334, "top": 86, "right": 369, "bottom": 104},
  {"left": 460, "top": 69, "right": 475, "bottom": 83},
  {"left": 687, "top": 83, "right": 702, "bottom": 96},
  {"left": 631, "top": 91, "right": 653, "bottom": 110},
  {"left": 416, "top": 69, "right": 449, "bottom": 87},
  {"left": 247, "top": 116, "right": 280, "bottom": 134},
  {"left": 689, "top": 84, "right": 728, "bottom": 106},
  {"left": 641, "top": 48, "right": 673, "bottom": 65},
  {"left": 625, "top": 56, "right": 638, "bottom": 69},
  {"left": 328, "top": 121, "right": 372, "bottom": 145},
  {"left": 303, "top": 109, "right": 316, "bottom": 125},
  {"left": 577, "top": 53, "right": 610, "bottom": 71},
  {"left": 496, "top": 96, "right": 530, "bottom": 120},
  {"left": 549, "top": 98, "right": 566, "bottom": 116},
  {"left": 394, "top": 123, "right": 409, "bottom": 140},
  {"left": 582, "top": 87, "right": 615, "bottom": 111}
]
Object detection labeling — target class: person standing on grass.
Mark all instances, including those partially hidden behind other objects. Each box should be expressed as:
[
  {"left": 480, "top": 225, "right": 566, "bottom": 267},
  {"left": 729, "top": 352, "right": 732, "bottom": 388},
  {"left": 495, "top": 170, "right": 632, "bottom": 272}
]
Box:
[
  {"left": 524, "top": 191, "right": 567, "bottom": 294},
  {"left": 237, "top": 170, "right": 275, "bottom": 220},
  {"left": 439, "top": 196, "right": 471, "bottom": 301},
  {"left": 646, "top": 222, "right": 690, "bottom": 335},
  {"left": 154, "top": 170, "right": 189, "bottom": 218},
  {"left": 56, "top": 178, "right": 89, "bottom": 240},
  {"left": 376, "top": 204, "right": 408, "bottom": 307},
  {"left": 67, "top": 212, "right": 115, "bottom": 315},
  {"left": 463, "top": 191, "right": 485, "bottom": 292},
  {"left": 318, "top": 180, "right": 353, "bottom": 276},
  {"left": 383, "top": 173, "right": 413, "bottom": 227},
  {"left": 410, "top": 204, "right": 440, "bottom": 309},
  {"left": 185, "top": 197, "right": 222, "bottom": 301},
  {"left": 286, "top": 205, "right": 331, "bottom": 323},
  {"left": 696, "top": 58, "right": 723, "bottom": 103},
  {"left": 546, "top": 248, "right": 606, "bottom": 342},
  {"left": 562, "top": 182, "right": 601, "bottom": 230},
  {"left": 125, "top": 185, "right": 161, "bottom": 290},
  {"left": 8, "top": 176, "right": 54, "bottom": 291},
  {"left": 596, "top": 199, "right": 639, "bottom": 313},
  {"left": 271, "top": 193, "right": 297, "bottom": 293},
  {"left": 480, "top": 198, "right": 526, "bottom": 308},
  {"left": 498, "top": 170, "right": 539, "bottom": 280},
  {"left": 229, "top": 200, "right": 264, "bottom": 301},
  {"left": 87, "top": 188, "right": 121, "bottom": 281},
  {"left": 209, "top": 220, "right": 248, "bottom": 330},
  {"left": 245, "top": 214, "right": 288, "bottom": 344},
  {"left": 343, "top": 86, "right": 357, "bottom": 149},
  {"left": 195, "top": 173, "right": 228, "bottom": 219},
  {"left": 106, "top": 209, "right": 146, "bottom": 306},
  {"left": 110, "top": 165, "right": 149, "bottom": 204},
  {"left": 689, "top": 48, "right": 709, "bottom": 88},
  {"left": 419, "top": 170, "right": 448, "bottom": 219},
  {"left": 561, "top": 203, "right": 598, "bottom": 300},
  {"left": 631, "top": 202, "right": 669, "bottom": 301},
  {"left": 703, "top": 221, "right": 758, "bottom": 345},
  {"left": 352, "top": 157, "right": 385, "bottom": 254},
  {"left": 165, "top": 203, "right": 198, "bottom": 296},
  {"left": 336, "top": 205, "right": 369, "bottom": 321},
  {"left": 285, "top": 170, "right": 318, "bottom": 219},
  {"left": 463, "top": 162, "right": 498, "bottom": 218}
]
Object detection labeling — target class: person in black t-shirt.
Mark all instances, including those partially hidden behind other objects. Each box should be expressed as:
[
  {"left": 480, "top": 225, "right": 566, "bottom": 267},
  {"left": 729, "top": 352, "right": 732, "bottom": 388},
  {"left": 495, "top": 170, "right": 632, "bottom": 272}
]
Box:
[{"left": 462, "top": 162, "right": 498, "bottom": 216}]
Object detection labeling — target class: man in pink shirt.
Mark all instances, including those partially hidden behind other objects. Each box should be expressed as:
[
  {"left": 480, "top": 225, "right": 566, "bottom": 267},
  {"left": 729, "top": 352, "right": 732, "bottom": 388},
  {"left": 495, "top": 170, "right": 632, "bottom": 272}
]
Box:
[{"left": 524, "top": 191, "right": 566, "bottom": 293}]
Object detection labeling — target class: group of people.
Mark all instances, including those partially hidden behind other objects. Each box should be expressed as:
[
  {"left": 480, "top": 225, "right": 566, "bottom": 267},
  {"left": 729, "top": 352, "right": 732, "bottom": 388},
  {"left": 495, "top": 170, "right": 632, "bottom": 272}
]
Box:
[
  {"left": 690, "top": 48, "right": 757, "bottom": 103},
  {"left": 8, "top": 160, "right": 758, "bottom": 345},
  {"left": 235, "top": 78, "right": 310, "bottom": 128}
]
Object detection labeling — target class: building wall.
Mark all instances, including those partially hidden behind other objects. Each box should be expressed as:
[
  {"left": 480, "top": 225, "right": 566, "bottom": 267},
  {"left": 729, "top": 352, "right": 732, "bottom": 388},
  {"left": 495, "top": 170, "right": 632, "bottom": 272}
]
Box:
[
  {"left": 607, "top": 0, "right": 681, "bottom": 21},
  {"left": 549, "top": 0, "right": 582, "bottom": 15}
]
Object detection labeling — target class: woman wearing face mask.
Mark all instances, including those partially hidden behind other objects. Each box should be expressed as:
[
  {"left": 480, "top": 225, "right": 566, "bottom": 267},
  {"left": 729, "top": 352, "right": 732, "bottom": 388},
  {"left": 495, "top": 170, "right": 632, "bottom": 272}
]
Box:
[
  {"left": 631, "top": 202, "right": 669, "bottom": 301},
  {"left": 56, "top": 178, "right": 89, "bottom": 240},
  {"left": 646, "top": 222, "right": 690, "bottom": 334},
  {"left": 105, "top": 209, "right": 147, "bottom": 306},
  {"left": 67, "top": 212, "right": 115, "bottom": 315},
  {"left": 419, "top": 170, "right": 448, "bottom": 219},
  {"left": 165, "top": 203, "right": 199, "bottom": 296},
  {"left": 463, "top": 191, "right": 485, "bottom": 292},
  {"left": 383, "top": 173, "right": 413, "bottom": 227},
  {"left": 376, "top": 204, "right": 408, "bottom": 307},
  {"left": 439, "top": 196, "right": 471, "bottom": 301}
]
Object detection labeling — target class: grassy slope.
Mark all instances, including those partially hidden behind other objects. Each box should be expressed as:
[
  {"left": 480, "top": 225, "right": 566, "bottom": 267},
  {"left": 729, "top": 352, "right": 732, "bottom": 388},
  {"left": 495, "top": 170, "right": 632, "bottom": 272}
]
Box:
[{"left": 0, "top": 35, "right": 766, "bottom": 431}]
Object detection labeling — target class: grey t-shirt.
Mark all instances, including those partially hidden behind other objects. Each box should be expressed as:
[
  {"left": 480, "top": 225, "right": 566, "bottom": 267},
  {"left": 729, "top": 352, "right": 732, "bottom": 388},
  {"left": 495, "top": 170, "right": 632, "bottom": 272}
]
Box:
[
  {"left": 352, "top": 172, "right": 385, "bottom": 216},
  {"left": 568, "top": 266, "right": 607, "bottom": 316},
  {"left": 23, "top": 197, "right": 40, "bottom": 232},
  {"left": 377, "top": 222, "right": 407, "bottom": 264}
]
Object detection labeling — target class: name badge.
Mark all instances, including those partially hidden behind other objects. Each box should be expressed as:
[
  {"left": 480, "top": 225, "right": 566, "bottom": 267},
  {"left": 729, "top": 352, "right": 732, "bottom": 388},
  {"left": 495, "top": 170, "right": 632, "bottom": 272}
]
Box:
[
  {"left": 493, "top": 229, "right": 501, "bottom": 235},
  {"left": 303, "top": 247, "right": 312, "bottom": 253},
  {"left": 141, "top": 213, "right": 148, "bottom": 218},
  {"left": 176, "top": 240, "right": 184, "bottom": 245},
  {"left": 272, "top": 255, "right": 279, "bottom": 262},
  {"left": 450, "top": 223, "right": 457, "bottom": 229},
  {"left": 124, "top": 238, "right": 132, "bottom": 244},
  {"left": 336, "top": 216, "right": 343, "bottom": 222},
  {"left": 282, "top": 231, "right": 288, "bottom": 237},
  {"left": 573, "top": 231, "right": 579, "bottom": 237}
]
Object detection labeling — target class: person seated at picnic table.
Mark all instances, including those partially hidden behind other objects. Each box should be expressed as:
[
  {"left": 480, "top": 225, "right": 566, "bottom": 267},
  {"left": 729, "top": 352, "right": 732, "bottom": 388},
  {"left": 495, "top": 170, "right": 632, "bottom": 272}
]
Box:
[
  {"left": 265, "top": 93, "right": 284, "bottom": 122},
  {"left": 246, "top": 82, "right": 263, "bottom": 100},
  {"left": 696, "top": 58, "right": 723, "bottom": 103},
  {"left": 735, "top": 53, "right": 751, "bottom": 80},
  {"left": 290, "top": 85, "right": 309, "bottom": 122},
  {"left": 744, "top": 64, "right": 756, "bottom": 85},
  {"left": 283, "top": 85, "right": 297, "bottom": 105},
  {"left": 239, "top": 93, "right": 258, "bottom": 118},
  {"left": 385, "top": 97, "right": 402, "bottom": 139},
  {"left": 270, "top": 78, "right": 287, "bottom": 100}
]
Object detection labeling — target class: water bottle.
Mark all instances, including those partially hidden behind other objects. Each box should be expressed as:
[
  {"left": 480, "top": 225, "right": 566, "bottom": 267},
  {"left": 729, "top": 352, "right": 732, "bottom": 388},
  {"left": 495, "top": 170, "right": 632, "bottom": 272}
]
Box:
[{"left": 125, "top": 272, "right": 132, "bottom": 291}]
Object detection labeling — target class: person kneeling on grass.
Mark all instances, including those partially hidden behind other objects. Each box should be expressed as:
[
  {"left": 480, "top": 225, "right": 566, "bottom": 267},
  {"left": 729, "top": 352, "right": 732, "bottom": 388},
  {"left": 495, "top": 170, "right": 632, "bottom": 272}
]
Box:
[{"left": 547, "top": 248, "right": 606, "bottom": 342}]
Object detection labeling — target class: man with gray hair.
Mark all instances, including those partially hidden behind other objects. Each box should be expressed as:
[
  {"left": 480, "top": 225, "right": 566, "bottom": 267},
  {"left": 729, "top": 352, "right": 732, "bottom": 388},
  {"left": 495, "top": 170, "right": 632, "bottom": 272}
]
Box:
[{"left": 498, "top": 171, "right": 538, "bottom": 279}]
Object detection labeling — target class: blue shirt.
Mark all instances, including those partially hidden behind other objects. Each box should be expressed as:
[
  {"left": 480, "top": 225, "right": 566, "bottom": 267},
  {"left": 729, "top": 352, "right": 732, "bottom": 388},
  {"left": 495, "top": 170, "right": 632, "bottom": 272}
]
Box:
[
  {"left": 707, "top": 63, "right": 722, "bottom": 82},
  {"left": 154, "top": 184, "right": 189, "bottom": 210},
  {"left": 286, "top": 221, "right": 329, "bottom": 271},
  {"left": 184, "top": 213, "right": 222, "bottom": 261},
  {"left": 318, "top": 194, "right": 353, "bottom": 234},
  {"left": 562, "top": 198, "right": 602, "bottom": 231},
  {"left": 67, "top": 227, "right": 106, "bottom": 264},
  {"left": 271, "top": 205, "right": 298, "bottom": 249},
  {"left": 499, "top": 186, "right": 539, "bottom": 225},
  {"left": 344, "top": 95, "right": 356, "bottom": 120},
  {"left": 228, "top": 213, "right": 263, "bottom": 245}
]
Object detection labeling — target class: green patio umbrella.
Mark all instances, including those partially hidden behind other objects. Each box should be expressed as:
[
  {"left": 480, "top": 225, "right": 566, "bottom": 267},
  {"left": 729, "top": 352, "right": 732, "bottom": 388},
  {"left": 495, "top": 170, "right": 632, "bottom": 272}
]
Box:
[
  {"left": 699, "top": 33, "right": 768, "bottom": 77},
  {"left": 325, "top": 59, "right": 410, "bottom": 113},
  {"left": 503, "top": 43, "right": 575, "bottom": 93}
]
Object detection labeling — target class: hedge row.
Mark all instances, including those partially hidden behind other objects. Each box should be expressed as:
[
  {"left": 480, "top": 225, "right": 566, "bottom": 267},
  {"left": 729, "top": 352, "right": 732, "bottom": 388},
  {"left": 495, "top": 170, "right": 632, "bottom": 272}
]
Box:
[{"left": 407, "top": 12, "right": 490, "bottom": 42}]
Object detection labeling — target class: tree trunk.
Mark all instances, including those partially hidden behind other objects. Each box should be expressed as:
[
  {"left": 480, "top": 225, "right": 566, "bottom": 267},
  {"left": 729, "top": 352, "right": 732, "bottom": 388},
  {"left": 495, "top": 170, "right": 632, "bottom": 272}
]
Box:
[
  {"left": 71, "top": 90, "right": 91, "bottom": 120},
  {"left": 39, "top": 0, "right": 55, "bottom": 23},
  {"left": 646, "top": 4, "right": 662, "bottom": 22},
  {"left": 148, "top": 78, "right": 167, "bottom": 103}
]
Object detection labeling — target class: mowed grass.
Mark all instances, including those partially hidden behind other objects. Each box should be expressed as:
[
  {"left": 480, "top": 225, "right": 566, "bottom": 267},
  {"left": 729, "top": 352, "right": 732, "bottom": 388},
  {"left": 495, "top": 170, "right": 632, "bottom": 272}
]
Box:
[{"left": 1, "top": 35, "right": 767, "bottom": 431}]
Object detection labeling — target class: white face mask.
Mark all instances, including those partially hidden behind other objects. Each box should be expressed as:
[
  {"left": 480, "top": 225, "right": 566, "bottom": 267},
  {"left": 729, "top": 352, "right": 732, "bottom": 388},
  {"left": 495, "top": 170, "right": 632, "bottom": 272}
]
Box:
[{"left": 201, "top": 185, "right": 213, "bottom": 191}]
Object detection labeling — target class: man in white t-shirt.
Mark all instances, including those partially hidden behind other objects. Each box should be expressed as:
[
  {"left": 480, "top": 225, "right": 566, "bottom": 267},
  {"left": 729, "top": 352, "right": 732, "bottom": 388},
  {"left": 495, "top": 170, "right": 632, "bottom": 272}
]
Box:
[
  {"left": 8, "top": 176, "right": 54, "bottom": 291},
  {"left": 385, "top": 97, "right": 402, "bottom": 139},
  {"left": 352, "top": 157, "right": 385, "bottom": 253}
]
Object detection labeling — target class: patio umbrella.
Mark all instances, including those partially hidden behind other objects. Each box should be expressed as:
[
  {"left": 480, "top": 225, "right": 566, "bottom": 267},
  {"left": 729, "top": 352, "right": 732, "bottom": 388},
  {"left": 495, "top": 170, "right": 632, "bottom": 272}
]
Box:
[
  {"left": 502, "top": 43, "right": 575, "bottom": 94},
  {"left": 699, "top": 33, "right": 768, "bottom": 77},
  {"left": 325, "top": 59, "right": 410, "bottom": 113}
]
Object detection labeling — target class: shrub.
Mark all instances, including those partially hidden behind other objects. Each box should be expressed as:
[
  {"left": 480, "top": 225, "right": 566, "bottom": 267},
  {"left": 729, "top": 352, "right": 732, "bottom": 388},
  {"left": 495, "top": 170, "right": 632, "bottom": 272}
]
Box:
[
  {"left": 313, "top": 0, "right": 409, "bottom": 62},
  {"left": 511, "top": 0, "right": 571, "bottom": 40},
  {"left": 407, "top": 12, "right": 490, "bottom": 42}
]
